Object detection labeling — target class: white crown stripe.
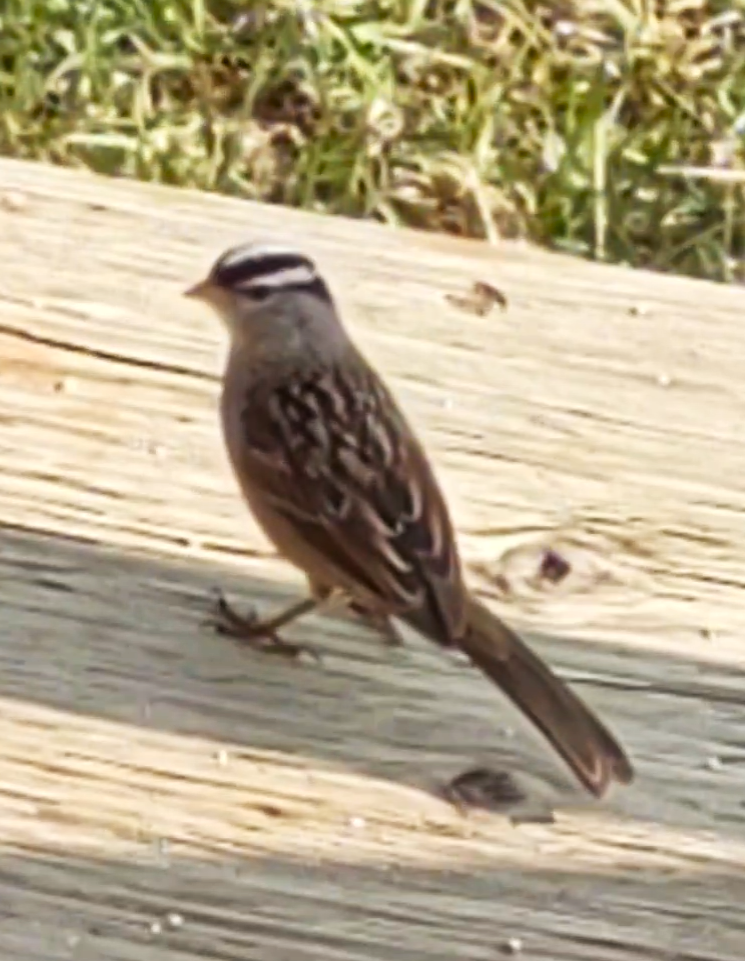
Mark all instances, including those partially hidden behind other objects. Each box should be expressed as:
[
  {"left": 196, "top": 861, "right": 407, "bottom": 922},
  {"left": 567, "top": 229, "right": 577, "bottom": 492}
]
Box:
[
  {"left": 235, "top": 264, "right": 318, "bottom": 289},
  {"left": 218, "top": 243, "right": 310, "bottom": 272}
]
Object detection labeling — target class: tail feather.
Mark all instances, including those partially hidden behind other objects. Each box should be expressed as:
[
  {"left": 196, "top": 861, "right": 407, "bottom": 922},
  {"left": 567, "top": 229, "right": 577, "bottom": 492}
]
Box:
[{"left": 460, "top": 594, "right": 634, "bottom": 797}]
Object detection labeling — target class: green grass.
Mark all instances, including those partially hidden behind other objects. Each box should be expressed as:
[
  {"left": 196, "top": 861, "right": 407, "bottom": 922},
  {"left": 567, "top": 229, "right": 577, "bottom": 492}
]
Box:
[{"left": 2, "top": 0, "right": 745, "bottom": 282}]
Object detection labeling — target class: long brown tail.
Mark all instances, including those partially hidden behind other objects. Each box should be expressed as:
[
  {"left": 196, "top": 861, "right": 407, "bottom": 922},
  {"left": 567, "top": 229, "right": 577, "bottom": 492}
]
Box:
[{"left": 459, "top": 594, "right": 634, "bottom": 797}]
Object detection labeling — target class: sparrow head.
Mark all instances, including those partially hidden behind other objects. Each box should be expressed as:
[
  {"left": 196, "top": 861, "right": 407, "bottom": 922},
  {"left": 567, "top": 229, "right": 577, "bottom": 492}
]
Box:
[{"left": 185, "top": 242, "right": 335, "bottom": 327}]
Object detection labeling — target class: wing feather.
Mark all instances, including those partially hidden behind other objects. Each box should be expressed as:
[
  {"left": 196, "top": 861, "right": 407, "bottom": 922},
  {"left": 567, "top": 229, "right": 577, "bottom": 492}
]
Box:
[{"left": 229, "top": 357, "right": 467, "bottom": 643}]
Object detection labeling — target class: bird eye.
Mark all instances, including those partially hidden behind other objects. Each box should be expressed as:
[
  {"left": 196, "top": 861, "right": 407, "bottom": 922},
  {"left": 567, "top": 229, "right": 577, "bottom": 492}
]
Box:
[{"left": 242, "top": 285, "right": 274, "bottom": 302}]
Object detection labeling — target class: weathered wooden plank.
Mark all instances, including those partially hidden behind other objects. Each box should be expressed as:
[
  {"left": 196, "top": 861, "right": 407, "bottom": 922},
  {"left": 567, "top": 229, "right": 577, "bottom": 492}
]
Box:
[{"left": 0, "top": 157, "right": 744, "bottom": 960}]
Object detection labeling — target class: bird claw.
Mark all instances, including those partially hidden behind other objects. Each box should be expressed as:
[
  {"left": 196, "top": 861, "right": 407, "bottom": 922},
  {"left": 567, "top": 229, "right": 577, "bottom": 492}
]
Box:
[{"left": 209, "top": 590, "right": 322, "bottom": 663}]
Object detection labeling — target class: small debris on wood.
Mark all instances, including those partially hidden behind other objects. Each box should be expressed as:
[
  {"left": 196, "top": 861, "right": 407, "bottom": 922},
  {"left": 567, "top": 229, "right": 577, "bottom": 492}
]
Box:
[
  {"left": 705, "top": 755, "right": 723, "bottom": 772},
  {"left": 166, "top": 911, "right": 184, "bottom": 930},
  {"left": 348, "top": 815, "right": 367, "bottom": 830},
  {"left": 445, "top": 280, "right": 508, "bottom": 316},
  {"left": 628, "top": 302, "right": 650, "bottom": 316},
  {"left": 147, "top": 440, "right": 165, "bottom": 458},
  {"left": 471, "top": 536, "right": 616, "bottom": 601},
  {"left": 500, "top": 936, "right": 524, "bottom": 955},
  {"left": 439, "top": 765, "right": 527, "bottom": 813},
  {"left": 538, "top": 547, "right": 571, "bottom": 584},
  {"left": 53, "top": 376, "right": 77, "bottom": 394},
  {"left": 656, "top": 372, "right": 672, "bottom": 388}
]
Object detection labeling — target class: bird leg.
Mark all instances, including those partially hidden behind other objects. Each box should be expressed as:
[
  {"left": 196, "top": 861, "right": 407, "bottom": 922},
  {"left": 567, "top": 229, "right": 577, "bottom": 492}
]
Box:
[
  {"left": 212, "top": 588, "right": 404, "bottom": 660},
  {"left": 212, "top": 588, "right": 354, "bottom": 661},
  {"left": 212, "top": 591, "right": 323, "bottom": 660},
  {"left": 348, "top": 602, "right": 405, "bottom": 647}
]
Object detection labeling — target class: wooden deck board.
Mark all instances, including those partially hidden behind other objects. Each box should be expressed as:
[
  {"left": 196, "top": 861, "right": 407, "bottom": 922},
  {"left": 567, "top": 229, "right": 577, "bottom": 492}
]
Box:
[{"left": 1, "top": 157, "right": 744, "bottom": 959}]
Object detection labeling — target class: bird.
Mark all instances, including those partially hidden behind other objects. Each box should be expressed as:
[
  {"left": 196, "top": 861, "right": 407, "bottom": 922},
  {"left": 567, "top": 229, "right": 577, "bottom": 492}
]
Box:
[{"left": 184, "top": 241, "right": 634, "bottom": 799}]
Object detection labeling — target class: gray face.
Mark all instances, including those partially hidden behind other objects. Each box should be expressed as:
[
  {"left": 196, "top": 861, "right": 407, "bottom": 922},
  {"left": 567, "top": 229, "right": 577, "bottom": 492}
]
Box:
[{"left": 186, "top": 241, "right": 349, "bottom": 363}]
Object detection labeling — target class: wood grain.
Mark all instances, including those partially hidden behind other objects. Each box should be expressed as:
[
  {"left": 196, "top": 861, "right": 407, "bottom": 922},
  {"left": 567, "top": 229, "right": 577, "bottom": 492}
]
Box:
[{"left": 0, "top": 157, "right": 744, "bottom": 960}]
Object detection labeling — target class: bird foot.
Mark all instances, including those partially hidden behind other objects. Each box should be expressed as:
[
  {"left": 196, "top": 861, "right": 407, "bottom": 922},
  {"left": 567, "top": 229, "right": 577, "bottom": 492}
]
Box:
[{"left": 210, "top": 591, "right": 322, "bottom": 663}]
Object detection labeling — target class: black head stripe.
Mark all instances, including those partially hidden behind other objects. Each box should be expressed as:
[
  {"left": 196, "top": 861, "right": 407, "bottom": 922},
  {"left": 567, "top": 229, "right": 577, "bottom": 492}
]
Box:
[
  {"left": 244, "top": 275, "right": 333, "bottom": 303},
  {"left": 212, "top": 244, "right": 317, "bottom": 290}
]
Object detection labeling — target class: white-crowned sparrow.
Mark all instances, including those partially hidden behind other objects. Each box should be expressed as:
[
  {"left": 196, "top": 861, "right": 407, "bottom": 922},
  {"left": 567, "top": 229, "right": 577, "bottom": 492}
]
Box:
[{"left": 185, "top": 242, "right": 634, "bottom": 798}]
